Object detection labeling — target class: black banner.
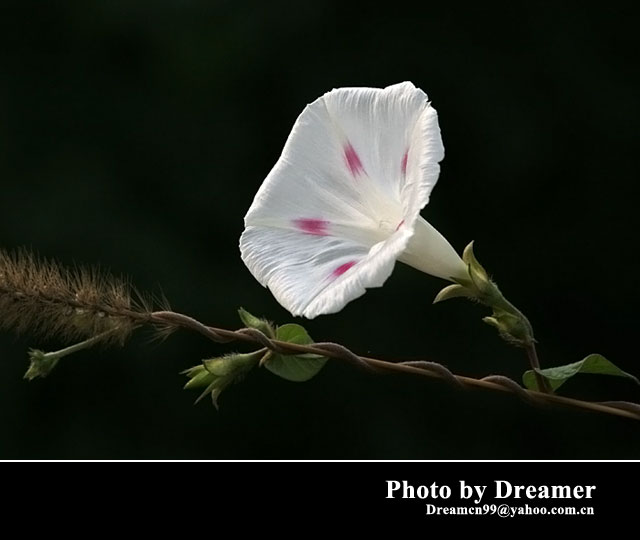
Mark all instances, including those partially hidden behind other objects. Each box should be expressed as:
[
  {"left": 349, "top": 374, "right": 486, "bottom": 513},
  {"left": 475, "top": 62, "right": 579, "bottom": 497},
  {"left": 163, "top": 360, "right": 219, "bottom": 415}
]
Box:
[{"left": 2, "top": 461, "right": 637, "bottom": 526}]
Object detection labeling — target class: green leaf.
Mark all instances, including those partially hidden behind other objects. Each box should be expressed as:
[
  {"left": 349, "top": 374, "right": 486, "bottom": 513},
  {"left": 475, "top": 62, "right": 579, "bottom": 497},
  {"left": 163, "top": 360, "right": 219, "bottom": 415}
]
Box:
[
  {"left": 264, "top": 324, "right": 328, "bottom": 382},
  {"left": 523, "top": 354, "right": 640, "bottom": 392},
  {"left": 276, "top": 324, "right": 313, "bottom": 345}
]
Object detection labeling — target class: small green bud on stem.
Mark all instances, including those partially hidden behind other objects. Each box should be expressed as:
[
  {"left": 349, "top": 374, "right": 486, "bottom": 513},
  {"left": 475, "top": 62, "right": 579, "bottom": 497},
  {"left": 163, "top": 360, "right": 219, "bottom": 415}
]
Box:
[
  {"left": 183, "top": 350, "right": 265, "bottom": 407},
  {"left": 436, "top": 241, "right": 553, "bottom": 393},
  {"left": 24, "top": 328, "right": 119, "bottom": 380},
  {"left": 25, "top": 349, "right": 61, "bottom": 380},
  {"left": 238, "top": 308, "right": 275, "bottom": 338}
]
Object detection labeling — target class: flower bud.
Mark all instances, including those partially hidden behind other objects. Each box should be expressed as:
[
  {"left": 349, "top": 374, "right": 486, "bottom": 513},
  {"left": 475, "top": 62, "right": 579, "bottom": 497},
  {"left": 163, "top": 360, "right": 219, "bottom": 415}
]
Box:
[
  {"left": 24, "top": 349, "right": 60, "bottom": 380},
  {"left": 183, "top": 351, "right": 263, "bottom": 407},
  {"left": 238, "top": 308, "right": 275, "bottom": 337}
]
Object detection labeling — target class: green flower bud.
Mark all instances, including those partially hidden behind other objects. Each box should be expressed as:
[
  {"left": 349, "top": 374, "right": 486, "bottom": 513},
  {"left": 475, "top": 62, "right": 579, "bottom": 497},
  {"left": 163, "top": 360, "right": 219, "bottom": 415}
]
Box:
[
  {"left": 182, "top": 365, "right": 216, "bottom": 390},
  {"left": 183, "top": 350, "right": 264, "bottom": 407},
  {"left": 238, "top": 308, "right": 275, "bottom": 338},
  {"left": 483, "top": 310, "right": 531, "bottom": 346},
  {"left": 437, "top": 241, "right": 536, "bottom": 349},
  {"left": 24, "top": 349, "right": 60, "bottom": 380}
]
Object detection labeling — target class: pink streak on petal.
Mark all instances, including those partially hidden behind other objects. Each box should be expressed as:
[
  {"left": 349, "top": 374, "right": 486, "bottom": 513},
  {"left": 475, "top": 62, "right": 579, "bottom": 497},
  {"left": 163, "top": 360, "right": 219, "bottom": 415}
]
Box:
[
  {"left": 401, "top": 150, "right": 409, "bottom": 175},
  {"left": 332, "top": 260, "right": 357, "bottom": 277},
  {"left": 395, "top": 219, "right": 405, "bottom": 231},
  {"left": 293, "top": 218, "right": 330, "bottom": 236},
  {"left": 344, "top": 144, "right": 365, "bottom": 177}
]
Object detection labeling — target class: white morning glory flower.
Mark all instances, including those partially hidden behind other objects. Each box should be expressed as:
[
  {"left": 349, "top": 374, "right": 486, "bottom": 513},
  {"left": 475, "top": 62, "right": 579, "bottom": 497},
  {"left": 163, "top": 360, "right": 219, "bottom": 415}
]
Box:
[{"left": 240, "top": 81, "right": 468, "bottom": 319}]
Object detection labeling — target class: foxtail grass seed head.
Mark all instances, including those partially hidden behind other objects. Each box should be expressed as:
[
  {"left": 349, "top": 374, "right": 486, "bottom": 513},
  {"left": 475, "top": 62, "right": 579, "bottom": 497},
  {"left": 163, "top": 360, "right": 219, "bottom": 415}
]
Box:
[{"left": 0, "top": 248, "right": 158, "bottom": 346}]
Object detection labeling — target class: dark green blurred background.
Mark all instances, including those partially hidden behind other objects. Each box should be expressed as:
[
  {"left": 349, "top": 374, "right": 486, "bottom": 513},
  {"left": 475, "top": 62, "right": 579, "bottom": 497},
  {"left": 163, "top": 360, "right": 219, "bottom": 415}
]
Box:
[{"left": 1, "top": 2, "right": 638, "bottom": 458}]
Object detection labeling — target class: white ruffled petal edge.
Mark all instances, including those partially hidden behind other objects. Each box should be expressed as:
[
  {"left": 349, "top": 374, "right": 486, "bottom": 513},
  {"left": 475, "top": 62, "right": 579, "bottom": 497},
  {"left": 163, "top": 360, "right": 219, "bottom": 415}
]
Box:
[
  {"left": 240, "top": 82, "right": 451, "bottom": 318},
  {"left": 240, "top": 224, "right": 413, "bottom": 318}
]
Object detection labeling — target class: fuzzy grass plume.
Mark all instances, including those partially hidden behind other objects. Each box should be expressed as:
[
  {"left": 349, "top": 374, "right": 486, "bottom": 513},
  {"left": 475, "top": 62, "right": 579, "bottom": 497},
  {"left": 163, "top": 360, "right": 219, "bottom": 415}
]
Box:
[{"left": 0, "top": 248, "right": 158, "bottom": 347}]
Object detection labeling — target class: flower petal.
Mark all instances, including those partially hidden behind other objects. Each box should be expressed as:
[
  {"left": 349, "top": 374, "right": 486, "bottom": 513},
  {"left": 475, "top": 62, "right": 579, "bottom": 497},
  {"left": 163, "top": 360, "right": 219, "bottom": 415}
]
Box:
[
  {"left": 244, "top": 82, "right": 442, "bottom": 236},
  {"left": 321, "top": 81, "right": 444, "bottom": 221},
  {"left": 241, "top": 82, "right": 447, "bottom": 318},
  {"left": 240, "top": 224, "right": 414, "bottom": 318}
]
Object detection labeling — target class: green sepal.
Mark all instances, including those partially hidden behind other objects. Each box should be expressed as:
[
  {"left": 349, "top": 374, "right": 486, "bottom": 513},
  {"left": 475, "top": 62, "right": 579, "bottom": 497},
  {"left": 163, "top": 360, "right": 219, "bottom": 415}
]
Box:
[{"left": 433, "top": 284, "right": 473, "bottom": 304}]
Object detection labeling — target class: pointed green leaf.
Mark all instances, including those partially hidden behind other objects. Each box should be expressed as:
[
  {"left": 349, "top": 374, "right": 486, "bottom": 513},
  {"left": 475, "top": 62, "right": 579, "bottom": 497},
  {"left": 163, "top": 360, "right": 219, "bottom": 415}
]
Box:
[
  {"left": 523, "top": 354, "right": 640, "bottom": 392},
  {"left": 264, "top": 324, "right": 328, "bottom": 382}
]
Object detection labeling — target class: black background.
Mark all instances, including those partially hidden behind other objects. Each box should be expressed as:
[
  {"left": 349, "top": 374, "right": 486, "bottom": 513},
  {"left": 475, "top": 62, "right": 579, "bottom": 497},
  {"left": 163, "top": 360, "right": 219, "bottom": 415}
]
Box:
[
  {"left": 2, "top": 463, "right": 637, "bottom": 527},
  {"left": 1, "top": 2, "right": 638, "bottom": 459}
]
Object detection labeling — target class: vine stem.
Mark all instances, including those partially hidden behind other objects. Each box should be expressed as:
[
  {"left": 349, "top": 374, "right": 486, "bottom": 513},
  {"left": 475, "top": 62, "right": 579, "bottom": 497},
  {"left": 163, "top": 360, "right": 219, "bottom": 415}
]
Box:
[
  {"left": 525, "top": 343, "right": 554, "bottom": 394},
  {"left": 494, "top": 295, "right": 553, "bottom": 394},
  {"left": 43, "top": 328, "right": 120, "bottom": 358},
  {"left": 150, "top": 311, "right": 640, "bottom": 422}
]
